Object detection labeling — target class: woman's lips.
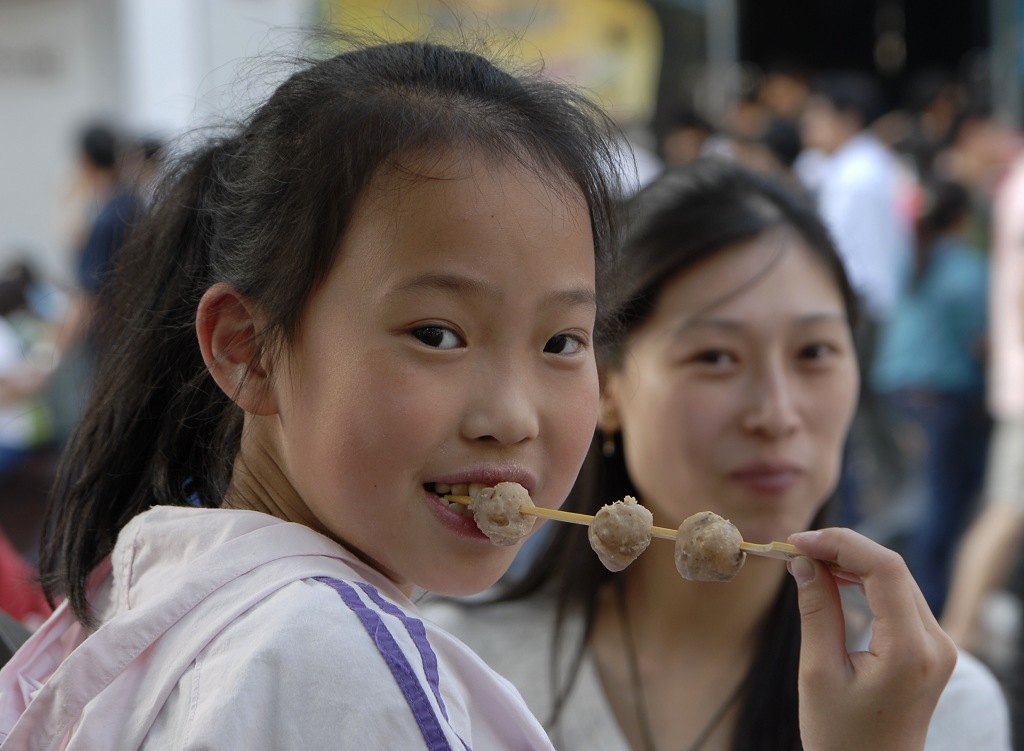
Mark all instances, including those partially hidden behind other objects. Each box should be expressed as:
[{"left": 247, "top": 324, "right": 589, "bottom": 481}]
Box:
[{"left": 729, "top": 464, "right": 803, "bottom": 493}]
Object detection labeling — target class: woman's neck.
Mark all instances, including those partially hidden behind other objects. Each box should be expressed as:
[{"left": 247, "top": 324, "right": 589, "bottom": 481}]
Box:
[
  {"left": 587, "top": 542, "right": 790, "bottom": 751},
  {"left": 612, "top": 540, "right": 786, "bottom": 648}
]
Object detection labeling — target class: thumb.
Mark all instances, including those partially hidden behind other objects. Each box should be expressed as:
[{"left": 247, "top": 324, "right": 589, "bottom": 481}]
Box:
[{"left": 789, "top": 556, "right": 849, "bottom": 673}]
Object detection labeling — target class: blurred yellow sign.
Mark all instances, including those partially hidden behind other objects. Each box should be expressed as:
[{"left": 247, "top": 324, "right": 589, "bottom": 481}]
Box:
[{"left": 324, "top": 0, "right": 661, "bottom": 123}]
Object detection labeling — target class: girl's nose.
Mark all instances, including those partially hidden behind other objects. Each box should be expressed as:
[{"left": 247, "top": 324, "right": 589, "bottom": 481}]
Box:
[{"left": 461, "top": 363, "right": 540, "bottom": 446}]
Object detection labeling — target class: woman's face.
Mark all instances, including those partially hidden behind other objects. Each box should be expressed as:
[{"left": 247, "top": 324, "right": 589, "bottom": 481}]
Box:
[{"left": 602, "top": 230, "right": 859, "bottom": 543}]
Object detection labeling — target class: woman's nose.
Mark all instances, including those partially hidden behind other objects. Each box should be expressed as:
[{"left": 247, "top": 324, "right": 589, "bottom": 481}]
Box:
[{"left": 740, "top": 365, "right": 800, "bottom": 438}]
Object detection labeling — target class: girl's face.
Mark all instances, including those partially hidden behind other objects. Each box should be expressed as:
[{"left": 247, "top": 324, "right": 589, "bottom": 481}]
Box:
[
  {"left": 258, "top": 153, "right": 598, "bottom": 596},
  {"left": 602, "top": 231, "right": 859, "bottom": 543}
]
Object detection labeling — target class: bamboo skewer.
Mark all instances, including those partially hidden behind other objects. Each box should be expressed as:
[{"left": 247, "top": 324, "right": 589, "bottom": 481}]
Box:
[{"left": 444, "top": 495, "right": 805, "bottom": 561}]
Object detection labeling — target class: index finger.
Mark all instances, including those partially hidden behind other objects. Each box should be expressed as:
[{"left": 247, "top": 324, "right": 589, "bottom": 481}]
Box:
[{"left": 788, "top": 528, "right": 935, "bottom": 643}]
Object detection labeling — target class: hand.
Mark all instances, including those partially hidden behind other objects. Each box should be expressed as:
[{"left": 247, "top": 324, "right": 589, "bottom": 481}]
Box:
[{"left": 787, "top": 528, "right": 957, "bottom": 751}]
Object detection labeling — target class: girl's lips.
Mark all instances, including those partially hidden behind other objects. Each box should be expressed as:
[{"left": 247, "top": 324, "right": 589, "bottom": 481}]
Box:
[
  {"left": 423, "top": 485, "right": 490, "bottom": 541},
  {"left": 428, "top": 465, "right": 536, "bottom": 496}
]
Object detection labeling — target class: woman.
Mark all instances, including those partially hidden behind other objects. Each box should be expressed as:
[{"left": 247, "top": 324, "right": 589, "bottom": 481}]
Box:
[{"left": 425, "top": 159, "right": 1008, "bottom": 751}]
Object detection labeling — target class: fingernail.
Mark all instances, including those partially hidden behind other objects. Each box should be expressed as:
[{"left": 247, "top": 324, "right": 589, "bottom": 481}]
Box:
[
  {"left": 789, "top": 555, "right": 815, "bottom": 586},
  {"left": 789, "top": 530, "right": 821, "bottom": 545}
]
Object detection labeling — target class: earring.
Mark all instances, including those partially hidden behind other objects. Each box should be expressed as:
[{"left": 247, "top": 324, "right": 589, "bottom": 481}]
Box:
[{"left": 602, "top": 431, "right": 617, "bottom": 458}]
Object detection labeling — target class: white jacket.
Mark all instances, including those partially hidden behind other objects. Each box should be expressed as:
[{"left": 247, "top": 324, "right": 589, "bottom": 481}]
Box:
[
  {"left": 0, "top": 506, "right": 552, "bottom": 750},
  {"left": 425, "top": 594, "right": 1012, "bottom": 751}
]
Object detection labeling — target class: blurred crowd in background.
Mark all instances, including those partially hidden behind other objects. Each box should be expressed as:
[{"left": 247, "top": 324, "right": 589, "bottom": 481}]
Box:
[{"left": 3, "top": 0, "right": 1024, "bottom": 745}]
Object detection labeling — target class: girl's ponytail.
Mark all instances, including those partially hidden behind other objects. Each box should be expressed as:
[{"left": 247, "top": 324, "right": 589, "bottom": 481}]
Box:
[{"left": 39, "top": 139, "right": 243, "bottom": 624}]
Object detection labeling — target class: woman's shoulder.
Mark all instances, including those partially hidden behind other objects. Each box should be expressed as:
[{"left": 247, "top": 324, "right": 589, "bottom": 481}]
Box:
[{"left": 925, "top": 649, "right": 1011, "bottom": 751}]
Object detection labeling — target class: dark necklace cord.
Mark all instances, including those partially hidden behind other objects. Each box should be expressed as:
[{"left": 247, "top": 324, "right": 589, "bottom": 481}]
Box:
[{"left": 615, "top": 583, "right": 751, "bottom": 751}]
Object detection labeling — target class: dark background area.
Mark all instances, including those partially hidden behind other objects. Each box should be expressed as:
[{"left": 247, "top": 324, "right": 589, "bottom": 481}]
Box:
[{"left": 648, "top": 0, "right": 992, "bottom": 140}]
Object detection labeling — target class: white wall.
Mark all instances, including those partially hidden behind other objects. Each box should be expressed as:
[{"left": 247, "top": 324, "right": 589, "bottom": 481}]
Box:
[
  {"left": 0, "top": 0, "right": 121, "bottom": 282},
  {"left": 0, "top": 0, "right": 316, "bottom": 284}
]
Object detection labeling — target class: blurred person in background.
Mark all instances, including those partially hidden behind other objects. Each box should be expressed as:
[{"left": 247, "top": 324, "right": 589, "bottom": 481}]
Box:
[
  {"left": 870, "top": 179, "right": 990, "bottom": 616},
  {"left": 892, "top": 69, "right": 967, "bottom": 182},
  {"left": 660, "top": 105, "right": 715, "bottom": 168},
  {"left": 942, "top": 153, "right": 1024, "bottom": 676},
  {"left": 733, "top": 116, "right": 804, "bottom": 186},
  {"left": 34, "top": 126, "right": 162, "bottom": 443},
  {"left": 0, "top": 258, "right": 70, "bottom": 568},
  {"left": 756, "top": 61, "right": 811, "bottom": 123},
  {"left": 798, "top": 69, "right": 913, "bottom": 527},
  {"left": 0, "top": 527, "right": 49, "bottom": 632},
  {"left": 0, "top": 261, "right": 60, "bottom": 476},
  {"left": 799, "top": 70, "right": 911, "bottom": 329},
  {"left": 0, "top": 260, "right": 61, "bottom": 635},
  {"left": 72, "top": 123, "right": 146, "bottom": 330},
  {"left": 123, "top": 136, "right": 167, "bottom": 208}
]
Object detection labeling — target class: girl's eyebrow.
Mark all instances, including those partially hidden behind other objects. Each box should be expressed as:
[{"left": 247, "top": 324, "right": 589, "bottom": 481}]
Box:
[
  {"left": 389, "top": 272, "right": 480, "bottom": 297},
  {"left": 389, "top": 271, "right": 597, "bottom": 309}
]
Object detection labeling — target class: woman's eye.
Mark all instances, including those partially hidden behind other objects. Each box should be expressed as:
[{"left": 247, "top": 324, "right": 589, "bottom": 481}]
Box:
[
  {"left": 544, "top": 333, "right": 586, "bottom": 355},
  {"left": 412, "top": 326, "right": 463, "bottom": 350},
  {"left": 693, "top": 350, "right": 736, "bottom": 367},
  {"left": 799, "top": 343, "right": 836, "bottom": 361}
]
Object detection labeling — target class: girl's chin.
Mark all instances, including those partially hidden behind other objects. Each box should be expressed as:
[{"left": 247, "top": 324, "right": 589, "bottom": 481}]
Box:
[{"left": 416, "top": 559, "right": 512, "bottom": 598}]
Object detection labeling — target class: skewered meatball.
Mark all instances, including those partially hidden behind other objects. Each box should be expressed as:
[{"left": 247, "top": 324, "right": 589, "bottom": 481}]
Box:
[
  {"left": 469, "top": 482, "right": 535, "bottom": 545},
  {"left": 674, "top": 511, "right": 746, "bottom": 582},
  {"left": 588, "top": 495, "right": 653, "bottom": 571}
]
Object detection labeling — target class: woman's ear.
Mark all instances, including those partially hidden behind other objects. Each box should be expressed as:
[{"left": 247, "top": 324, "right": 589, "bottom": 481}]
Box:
[
  {"left": 196, "top": 282, "right": 277, "bottom": 416},
  {"left": 597, "top": 377, "right": 621, "bottom": 433}
]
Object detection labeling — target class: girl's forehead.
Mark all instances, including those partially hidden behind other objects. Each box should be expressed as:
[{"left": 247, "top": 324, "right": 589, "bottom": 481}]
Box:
[
  {"left": 360, "top": 148, "right": 581, "bottom": 214},
  {"left": 326, "top": 149, "right": 595, "bottom": 302}
]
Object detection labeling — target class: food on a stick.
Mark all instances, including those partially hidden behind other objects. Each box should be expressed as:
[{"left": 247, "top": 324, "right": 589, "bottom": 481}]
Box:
[
  {"left": 468, "top": 482, "right": 536, "bottom": 545},
  {"left": 588, "top": 495, "right": 653, "bottom": 571},
  {"left": 674, "top": 511, "right": 747, "bottom": 582}
]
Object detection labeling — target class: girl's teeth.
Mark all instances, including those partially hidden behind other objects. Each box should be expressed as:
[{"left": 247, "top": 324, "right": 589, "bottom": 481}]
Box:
[{"left": 435, "top": 482, "right": 452, "bottom": 495}]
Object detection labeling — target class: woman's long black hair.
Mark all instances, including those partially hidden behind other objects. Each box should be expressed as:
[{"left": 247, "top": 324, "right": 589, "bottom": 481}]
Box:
[
  {"left": 39, "top": 37, "right": 626, "bottom": 625},
  {"left": 498, "top": 158, "right": 861, "bottom": 751}
]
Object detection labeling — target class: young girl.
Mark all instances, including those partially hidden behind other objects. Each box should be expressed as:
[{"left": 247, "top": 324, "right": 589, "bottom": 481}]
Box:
[
  {"left": 427, "top": 159, "right": 995, "bottom": 751},
  {"left": 0, "top": 44, "right": 954, "bottom": 749}
]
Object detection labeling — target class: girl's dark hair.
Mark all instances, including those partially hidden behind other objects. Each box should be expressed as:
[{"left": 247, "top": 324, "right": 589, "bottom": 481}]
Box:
[
  {"left": 910, "top": 179, "right": 970, "bottom": 289},
  {"left": 40, "top": 39, "right": 624, "bottom": 624},
  {"left": 500, "top": 158, "right": 859, "bottom": 750}
]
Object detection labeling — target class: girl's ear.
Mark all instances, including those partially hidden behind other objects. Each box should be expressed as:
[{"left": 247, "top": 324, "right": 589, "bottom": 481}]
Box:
[{"left": 196, "top": 282, "right": 277, "bottom": 416}]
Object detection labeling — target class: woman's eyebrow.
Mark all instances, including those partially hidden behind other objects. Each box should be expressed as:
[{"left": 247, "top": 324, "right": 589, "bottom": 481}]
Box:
[
  {"left": 670, "top": 317, "right": 744, "bottom": 336},
  {"left": 669, "top": 311, "right": 848, "bottom": 336}
]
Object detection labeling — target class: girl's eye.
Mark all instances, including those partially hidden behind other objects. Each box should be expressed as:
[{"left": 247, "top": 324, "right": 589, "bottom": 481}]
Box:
[
  {"left": 412, "top": 326, "right": 463, "bottom": 350},
  {"left": 544, "top": 333, "right": 586, "bottom": 356}
]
